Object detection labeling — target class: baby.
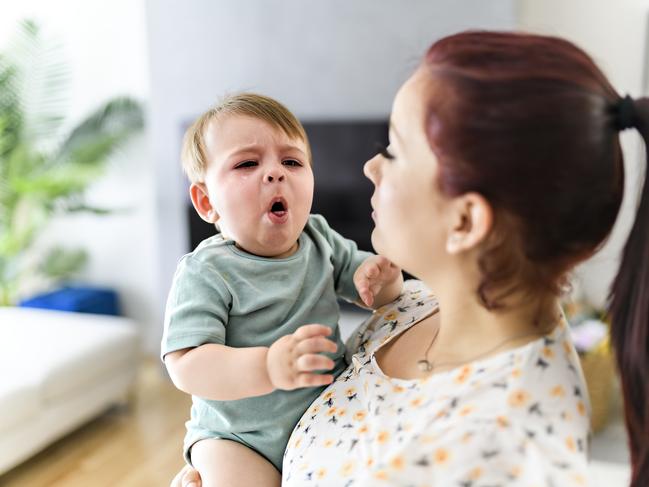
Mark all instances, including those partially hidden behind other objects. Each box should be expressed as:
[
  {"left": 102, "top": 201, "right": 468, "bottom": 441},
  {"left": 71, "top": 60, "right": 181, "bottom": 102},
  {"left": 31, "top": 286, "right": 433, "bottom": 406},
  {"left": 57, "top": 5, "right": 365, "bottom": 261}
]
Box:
[{"left": 161, "top": 93, "right": 403, "bottom": 486}]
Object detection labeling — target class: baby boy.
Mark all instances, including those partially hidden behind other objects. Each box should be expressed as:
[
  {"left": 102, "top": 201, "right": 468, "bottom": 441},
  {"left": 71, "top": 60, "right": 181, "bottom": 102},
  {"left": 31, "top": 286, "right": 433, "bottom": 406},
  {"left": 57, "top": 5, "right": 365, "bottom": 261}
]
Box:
[{"left": 161, "top": 93, "right": 403, "bottom": 486}]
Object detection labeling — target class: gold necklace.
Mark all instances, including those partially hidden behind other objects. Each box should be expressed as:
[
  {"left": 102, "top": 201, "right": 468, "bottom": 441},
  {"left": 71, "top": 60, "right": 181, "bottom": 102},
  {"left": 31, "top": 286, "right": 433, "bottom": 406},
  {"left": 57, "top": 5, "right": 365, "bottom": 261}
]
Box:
[{"left": 416, "top": 325, "right": 551, "bottom": 373}]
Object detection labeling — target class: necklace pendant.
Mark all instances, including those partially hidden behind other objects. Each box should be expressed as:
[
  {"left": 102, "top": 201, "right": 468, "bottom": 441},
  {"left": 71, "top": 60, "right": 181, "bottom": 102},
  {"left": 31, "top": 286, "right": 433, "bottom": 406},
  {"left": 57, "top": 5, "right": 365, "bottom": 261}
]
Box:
[{"left": 417, "top": 360, "right": 433, "bottom": 372}]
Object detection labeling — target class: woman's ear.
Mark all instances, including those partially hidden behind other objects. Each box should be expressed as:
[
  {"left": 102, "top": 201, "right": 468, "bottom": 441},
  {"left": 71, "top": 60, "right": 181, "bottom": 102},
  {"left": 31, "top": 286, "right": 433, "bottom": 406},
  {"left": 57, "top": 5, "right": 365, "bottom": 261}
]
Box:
[
  {"left": 446, "top": 192, "right": 493, "bottom": 254},
  {"left": 189, "top": 183, "right": 219, "bottom": 224}
]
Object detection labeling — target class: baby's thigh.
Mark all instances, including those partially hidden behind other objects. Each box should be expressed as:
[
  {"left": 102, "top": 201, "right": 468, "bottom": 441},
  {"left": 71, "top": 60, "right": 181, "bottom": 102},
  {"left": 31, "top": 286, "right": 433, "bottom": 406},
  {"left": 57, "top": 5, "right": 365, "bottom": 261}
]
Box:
[{"left": 190, "top": 438, "right": 281, "bottom": 487}]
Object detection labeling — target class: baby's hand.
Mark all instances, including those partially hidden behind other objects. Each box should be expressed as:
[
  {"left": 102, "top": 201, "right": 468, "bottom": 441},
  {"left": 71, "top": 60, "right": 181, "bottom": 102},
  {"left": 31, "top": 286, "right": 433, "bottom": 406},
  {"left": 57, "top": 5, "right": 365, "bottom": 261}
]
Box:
[
  {"left": 354, "top": 255, "right": 402, "bottom": 308},
  {"left": 266, "top": 324, "right": 338, "bottom": 390}
]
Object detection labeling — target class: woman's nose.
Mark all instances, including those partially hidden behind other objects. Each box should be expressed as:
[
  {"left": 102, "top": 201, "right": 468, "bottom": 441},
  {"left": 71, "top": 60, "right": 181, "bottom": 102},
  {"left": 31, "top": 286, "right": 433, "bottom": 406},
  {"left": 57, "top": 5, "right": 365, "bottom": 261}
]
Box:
[{"left": 363, "top": 154, "right": 380, "bottom": 184}]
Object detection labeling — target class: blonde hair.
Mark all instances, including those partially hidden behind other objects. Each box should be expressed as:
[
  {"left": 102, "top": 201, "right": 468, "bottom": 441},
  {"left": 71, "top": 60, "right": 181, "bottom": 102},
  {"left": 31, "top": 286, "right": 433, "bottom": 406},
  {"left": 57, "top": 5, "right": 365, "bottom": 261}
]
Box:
[{"left": 181, "top": 92, "right": 311, "bottom": 183}]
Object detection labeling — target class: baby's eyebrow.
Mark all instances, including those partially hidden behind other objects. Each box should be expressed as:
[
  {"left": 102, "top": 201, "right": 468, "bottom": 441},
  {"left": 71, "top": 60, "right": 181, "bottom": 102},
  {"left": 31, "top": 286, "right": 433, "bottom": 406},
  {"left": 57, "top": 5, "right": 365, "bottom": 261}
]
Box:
[{"left": 227, "top": 143, "right": 306, "bottom": 159}]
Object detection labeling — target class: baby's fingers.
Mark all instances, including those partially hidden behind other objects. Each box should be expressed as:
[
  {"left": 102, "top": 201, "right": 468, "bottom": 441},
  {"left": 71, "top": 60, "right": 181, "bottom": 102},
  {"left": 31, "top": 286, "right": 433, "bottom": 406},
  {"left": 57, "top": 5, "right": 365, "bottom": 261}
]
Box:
[
  {"left": 293, "top": 324, "right": 333, "bottom": 341},
  {"left": 296, "top": 372, "right": 334, "bottom": 388},
  {"left": 296, "top": 353, "right": 335, "bottom": 372},
  {"left": 296, "top": 336, "right": 338, "bottom": 355}
]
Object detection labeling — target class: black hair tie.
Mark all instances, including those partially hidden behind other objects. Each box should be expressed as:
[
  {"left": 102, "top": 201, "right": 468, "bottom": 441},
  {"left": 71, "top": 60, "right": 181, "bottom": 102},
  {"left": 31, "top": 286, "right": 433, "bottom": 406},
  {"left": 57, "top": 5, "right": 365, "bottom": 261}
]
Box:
[{"left": 615, "top": 95, "right": 637, "bottom": 131}]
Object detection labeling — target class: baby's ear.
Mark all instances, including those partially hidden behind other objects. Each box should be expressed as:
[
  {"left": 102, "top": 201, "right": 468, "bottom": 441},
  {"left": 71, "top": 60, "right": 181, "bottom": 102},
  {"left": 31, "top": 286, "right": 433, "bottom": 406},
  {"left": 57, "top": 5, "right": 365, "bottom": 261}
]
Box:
[{"left": 189, "top": 183, "right": 219, "bottom": 224}]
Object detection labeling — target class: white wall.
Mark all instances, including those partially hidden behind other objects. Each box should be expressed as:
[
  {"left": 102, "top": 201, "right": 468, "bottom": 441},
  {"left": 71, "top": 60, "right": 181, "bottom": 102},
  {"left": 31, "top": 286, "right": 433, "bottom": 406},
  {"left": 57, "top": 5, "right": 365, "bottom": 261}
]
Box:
[
  {"left": 518, "top": 0, "right": 649, "bottom": 307},
  {"left": 5, "top": 1, "right": 643, "bottom": 353},
  {"left": 146, "top": 0, "right": 517, "bottom": 352},
  {"left": 0, "top": 1, "right": 159, "bottom": 352}
]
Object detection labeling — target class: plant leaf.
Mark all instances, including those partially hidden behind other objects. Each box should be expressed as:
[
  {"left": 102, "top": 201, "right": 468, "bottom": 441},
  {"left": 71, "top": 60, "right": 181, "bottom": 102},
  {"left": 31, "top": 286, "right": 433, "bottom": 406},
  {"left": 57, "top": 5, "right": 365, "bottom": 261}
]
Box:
[
  {"left": 56, "top": 96, "right": 143, "bottom": 166},
  {"left": 38, "top": 246, "right": 87, "bottom": 280}
]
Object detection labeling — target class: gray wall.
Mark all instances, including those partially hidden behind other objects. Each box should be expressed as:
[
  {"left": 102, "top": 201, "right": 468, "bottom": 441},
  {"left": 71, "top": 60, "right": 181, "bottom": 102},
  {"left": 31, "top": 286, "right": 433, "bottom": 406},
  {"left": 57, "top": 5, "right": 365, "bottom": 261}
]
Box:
[{"left": 146, "top": 0, "right": 516, "bottom": 351}]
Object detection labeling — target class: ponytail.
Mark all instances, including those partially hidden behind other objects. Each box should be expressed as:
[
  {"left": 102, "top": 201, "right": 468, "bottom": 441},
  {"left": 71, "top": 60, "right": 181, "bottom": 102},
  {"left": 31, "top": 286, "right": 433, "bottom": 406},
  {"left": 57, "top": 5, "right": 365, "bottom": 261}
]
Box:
[{"left": 608, "top": 96, "right": 649, "bottom": 487}]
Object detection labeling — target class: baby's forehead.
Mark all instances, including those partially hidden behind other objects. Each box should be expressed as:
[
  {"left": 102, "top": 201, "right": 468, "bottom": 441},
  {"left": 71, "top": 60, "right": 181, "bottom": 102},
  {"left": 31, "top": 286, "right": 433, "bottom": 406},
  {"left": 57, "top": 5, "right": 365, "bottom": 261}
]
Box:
[{"left": 205, "top": 114, "right": 307, "bottom": 153}]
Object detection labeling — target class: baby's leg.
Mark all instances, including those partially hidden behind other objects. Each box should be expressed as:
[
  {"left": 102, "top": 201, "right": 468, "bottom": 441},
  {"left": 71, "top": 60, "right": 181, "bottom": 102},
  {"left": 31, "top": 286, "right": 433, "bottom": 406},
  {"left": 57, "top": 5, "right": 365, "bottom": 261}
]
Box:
[{"left": 191, "top": 438, "right": 281, "bottom": 487}]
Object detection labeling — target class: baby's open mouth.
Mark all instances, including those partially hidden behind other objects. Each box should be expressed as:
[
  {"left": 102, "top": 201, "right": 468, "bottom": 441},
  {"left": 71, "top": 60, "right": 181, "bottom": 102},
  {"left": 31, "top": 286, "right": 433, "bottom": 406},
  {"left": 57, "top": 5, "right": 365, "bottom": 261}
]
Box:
[
  {"left": 271, "top": 200, "right": 286, "bottom": 213},
  {"left": 267, "top": 197, "right": 288, "bottom": 223}
]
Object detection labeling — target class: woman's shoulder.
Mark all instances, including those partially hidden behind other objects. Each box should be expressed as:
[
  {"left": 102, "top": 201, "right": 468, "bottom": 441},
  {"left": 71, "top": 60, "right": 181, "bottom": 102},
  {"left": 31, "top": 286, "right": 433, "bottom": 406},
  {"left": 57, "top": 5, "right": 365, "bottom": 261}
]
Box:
[{"left": 345, "top": 280, "right": 438, "bottom": 357}]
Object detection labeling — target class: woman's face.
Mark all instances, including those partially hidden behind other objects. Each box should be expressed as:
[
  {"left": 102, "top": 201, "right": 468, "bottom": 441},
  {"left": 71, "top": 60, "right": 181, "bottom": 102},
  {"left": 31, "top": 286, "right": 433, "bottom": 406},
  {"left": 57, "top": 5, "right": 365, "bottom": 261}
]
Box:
[{"left": 364, "top": 68, "right": 452, "bottom": 279}]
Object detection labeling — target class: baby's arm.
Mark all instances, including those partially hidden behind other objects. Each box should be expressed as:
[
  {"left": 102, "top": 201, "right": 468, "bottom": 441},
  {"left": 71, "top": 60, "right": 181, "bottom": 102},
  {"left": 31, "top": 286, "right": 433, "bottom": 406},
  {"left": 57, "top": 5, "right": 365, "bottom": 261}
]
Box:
[
  {"left": 165, "top": 344, "right": 273, "bottom": 401},
  {"left": 354, "top": 255, "right": 404, "bottom": 309},
  {"left": 164, "top": 324, "right": 337, "bottom": 401}
]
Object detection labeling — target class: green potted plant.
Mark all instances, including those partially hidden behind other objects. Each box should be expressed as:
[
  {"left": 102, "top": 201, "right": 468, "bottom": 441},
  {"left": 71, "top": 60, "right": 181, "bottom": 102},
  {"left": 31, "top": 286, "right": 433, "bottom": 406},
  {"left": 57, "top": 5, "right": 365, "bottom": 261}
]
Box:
[{"left": 0, "top": 20, "right": 144, "bottom": 306}]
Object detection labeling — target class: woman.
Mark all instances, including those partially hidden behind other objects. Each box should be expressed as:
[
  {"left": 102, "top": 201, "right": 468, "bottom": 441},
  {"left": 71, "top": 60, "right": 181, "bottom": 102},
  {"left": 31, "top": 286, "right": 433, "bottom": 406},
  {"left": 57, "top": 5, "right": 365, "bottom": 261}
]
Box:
[{"left": 174, "top": 31, "right": 648, "bottom": 486}]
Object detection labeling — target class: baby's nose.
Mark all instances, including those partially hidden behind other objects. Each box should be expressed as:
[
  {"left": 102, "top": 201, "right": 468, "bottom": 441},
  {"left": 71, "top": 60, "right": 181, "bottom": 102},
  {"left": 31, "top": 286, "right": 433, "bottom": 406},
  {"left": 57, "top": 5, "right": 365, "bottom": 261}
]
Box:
[{"left": 266, "top": 172, "right": 285, "bottom": 182}]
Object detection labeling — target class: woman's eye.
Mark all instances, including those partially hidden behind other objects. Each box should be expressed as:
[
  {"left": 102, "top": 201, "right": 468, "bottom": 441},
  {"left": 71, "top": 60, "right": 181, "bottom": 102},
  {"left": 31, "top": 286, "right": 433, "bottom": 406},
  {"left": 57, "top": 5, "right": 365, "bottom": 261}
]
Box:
[
  {"left": 235, "top": 160, "right": 257, "bottom": 169},
  {"left": 376, "top": 143, "right": 395, "bottom": 160},
  {"left": 283, "top": 159, "right": 302, "bottom": 167}
]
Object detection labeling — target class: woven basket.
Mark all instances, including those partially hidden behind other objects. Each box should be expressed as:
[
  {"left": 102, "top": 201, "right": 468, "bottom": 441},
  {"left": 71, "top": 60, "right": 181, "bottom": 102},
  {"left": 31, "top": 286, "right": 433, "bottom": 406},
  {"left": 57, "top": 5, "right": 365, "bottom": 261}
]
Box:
[{"left": 579, "top": 343, "right": 615, "bottom": 433}]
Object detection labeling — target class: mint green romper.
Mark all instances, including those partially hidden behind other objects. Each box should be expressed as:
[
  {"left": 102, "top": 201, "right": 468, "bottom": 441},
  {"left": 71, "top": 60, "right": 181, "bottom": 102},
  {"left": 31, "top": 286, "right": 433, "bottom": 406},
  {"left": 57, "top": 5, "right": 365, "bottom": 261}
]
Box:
[{"left": 161, "top": 214, "right": 372, "bottom": 471}]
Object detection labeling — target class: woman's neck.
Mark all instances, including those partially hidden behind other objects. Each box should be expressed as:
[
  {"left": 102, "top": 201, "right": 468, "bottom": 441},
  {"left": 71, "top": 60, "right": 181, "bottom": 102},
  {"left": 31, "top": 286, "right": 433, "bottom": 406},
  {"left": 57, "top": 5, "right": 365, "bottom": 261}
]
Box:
[{"left": 424, "top": 281, "right": 561, "bottom": 366}]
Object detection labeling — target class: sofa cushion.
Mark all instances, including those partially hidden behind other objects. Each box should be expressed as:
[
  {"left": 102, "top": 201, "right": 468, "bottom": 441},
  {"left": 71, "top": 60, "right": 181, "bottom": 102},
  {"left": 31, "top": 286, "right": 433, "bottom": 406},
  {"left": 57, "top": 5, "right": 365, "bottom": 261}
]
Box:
[
  {"left": 0, "top": 307, "right": 139, "bottom": 404},
  {"left": 0, "top": 374, "right": 40, "bottom": 432}
]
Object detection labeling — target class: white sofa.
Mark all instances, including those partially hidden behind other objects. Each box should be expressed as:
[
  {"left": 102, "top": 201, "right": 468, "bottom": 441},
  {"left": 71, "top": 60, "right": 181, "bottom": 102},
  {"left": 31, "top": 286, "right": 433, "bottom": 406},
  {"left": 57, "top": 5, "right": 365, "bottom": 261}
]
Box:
[{"left": 0, "top": 306, "right": 139, "bottom": 474}]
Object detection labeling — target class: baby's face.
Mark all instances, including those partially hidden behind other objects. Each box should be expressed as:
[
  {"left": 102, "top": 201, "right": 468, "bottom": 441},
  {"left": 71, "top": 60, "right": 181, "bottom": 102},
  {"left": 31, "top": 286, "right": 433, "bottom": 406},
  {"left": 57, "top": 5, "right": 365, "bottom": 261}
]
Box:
[{"left": 201, "top": 114, "right": 313, "bottom": 258}]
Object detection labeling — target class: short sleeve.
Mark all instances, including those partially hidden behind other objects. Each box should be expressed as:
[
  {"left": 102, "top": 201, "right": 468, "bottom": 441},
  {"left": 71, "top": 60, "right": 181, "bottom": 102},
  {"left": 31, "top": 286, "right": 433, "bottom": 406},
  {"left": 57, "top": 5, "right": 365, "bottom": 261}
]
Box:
[
  {"left": 160, "top": 255, "right": 232, "bottom": 360},
  {"left": 309, "top": 214, "right": 373, "bottom": 303},
  {"left": 421, "top": 419, "right": 589, "bottom": 487}
]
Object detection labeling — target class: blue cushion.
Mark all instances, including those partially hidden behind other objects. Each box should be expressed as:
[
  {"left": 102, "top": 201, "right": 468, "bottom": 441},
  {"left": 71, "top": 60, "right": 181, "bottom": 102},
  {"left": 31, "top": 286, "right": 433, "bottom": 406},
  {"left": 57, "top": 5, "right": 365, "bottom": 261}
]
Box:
[{"left": 19, "top": 286, "right": 121, "bottom": 316}]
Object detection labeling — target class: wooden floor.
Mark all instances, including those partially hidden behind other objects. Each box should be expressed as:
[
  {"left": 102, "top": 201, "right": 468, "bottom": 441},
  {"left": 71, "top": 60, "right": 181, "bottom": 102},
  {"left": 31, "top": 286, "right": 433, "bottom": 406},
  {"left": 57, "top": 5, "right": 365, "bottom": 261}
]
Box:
[{"left": 0, "top": 359, "right": 192, "bottom": 487}]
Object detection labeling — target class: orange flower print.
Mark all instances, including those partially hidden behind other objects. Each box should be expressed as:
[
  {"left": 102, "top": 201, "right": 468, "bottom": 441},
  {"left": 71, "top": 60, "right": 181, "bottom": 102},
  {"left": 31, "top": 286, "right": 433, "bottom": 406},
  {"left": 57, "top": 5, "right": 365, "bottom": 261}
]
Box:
[
  {"left": 337, "top": 408, "right": 347, "bottom": 417},
  {"left": 377, "top": 430, "right": 390, "bottom": 444},
  {"left": 510, "top": 466, "right": 522, "bottom": 478},
  {"left": 374, "top": 469, "right": 389, "bottom": 480},
  {"left": 496, "top": 416, "right": 510, "bottom": 428},
  {"left": 461, "top": 431, "right": 474, "bottom": 443},
  {"left": 393, "top": 385, "right": 405, "bottom": 393},
  {"left": 310, "top": 405, "right": 320, "bottom": 414},
  {"left": 389, "top": 455, "right": 406, "bottom": 471},
  {"left": 384, "top": 311, "right": 398, "bottom": 321},
  {"left": 459, "top": 405, "right": 474, "bottom": 417},
  {"left": 577, "top": 401, "right": 587, "bottom": 416},
  {"left": 566, "top": 436, "right": 576, "bottom": 452},
  {"left": 410, "top": 396, "right": 424, "bottom": 407},
  {"left": 550, "top": 385, "right": 565, "bottom": 397},
  {"left": 326, "top": 407, "right": 337, "bottom": 417},
  {"left": 455, "top": 365, "right": 472, "bottom": 384},
  {"left": 316, "top": 468, "right": 327, "bottom": 479},
  {"left": 358, "top": 424, "right": 370, "bottom": 435},
  {"left": 542, "top": 346, "right": 555, "bottom": 359},
  {"left": 508, "top": 389, "right": 531, "bottom": 408},
  {"left": 366, "top": 457, "right": 374, "bottom": 468},
  {"left": 573, "top": 473, "right": 586, "bottom": 486},
  {"left": 433, "top": 448, "right": 450, "bottom": 465},
  {"left": 353, "top": 410, "right": 367, "bottom": 421},
  {"left": 511, "top": 368, "right": 521, "bottom": 378},
  {"left": 563, "top": 340, "right": 572, "bottom": 355},
  {"left": 469, "top": 467, "right": 483, "bottom": 480},
  {"left": 340, "top": 461, "right": 355, "bottom": 477},
  {"left": 345, "top": 387, "right": 356, "bottom": 397},
  {"left": 323, "top": 391, "right": 334, "bottom": 401},
  {"left": 323, "top": 439, "right": 334, "bottom": 448},
  {"left": 434, "top": 408, "right": 448, "bottom": 420}
]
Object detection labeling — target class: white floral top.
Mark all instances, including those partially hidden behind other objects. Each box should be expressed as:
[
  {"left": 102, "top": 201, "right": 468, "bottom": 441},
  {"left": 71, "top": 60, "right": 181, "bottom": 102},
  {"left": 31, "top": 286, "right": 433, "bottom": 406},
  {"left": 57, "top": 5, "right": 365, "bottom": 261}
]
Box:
[{"left": 282, "top": 280, "right": 590, "bottom": 486}]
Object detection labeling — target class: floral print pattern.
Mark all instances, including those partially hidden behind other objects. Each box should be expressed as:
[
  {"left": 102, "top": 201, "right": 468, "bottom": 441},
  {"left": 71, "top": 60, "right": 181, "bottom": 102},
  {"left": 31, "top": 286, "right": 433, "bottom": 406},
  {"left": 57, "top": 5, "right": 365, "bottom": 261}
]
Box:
[{"left": 283, "top": 280, "right": 590, "bottom": 486}]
